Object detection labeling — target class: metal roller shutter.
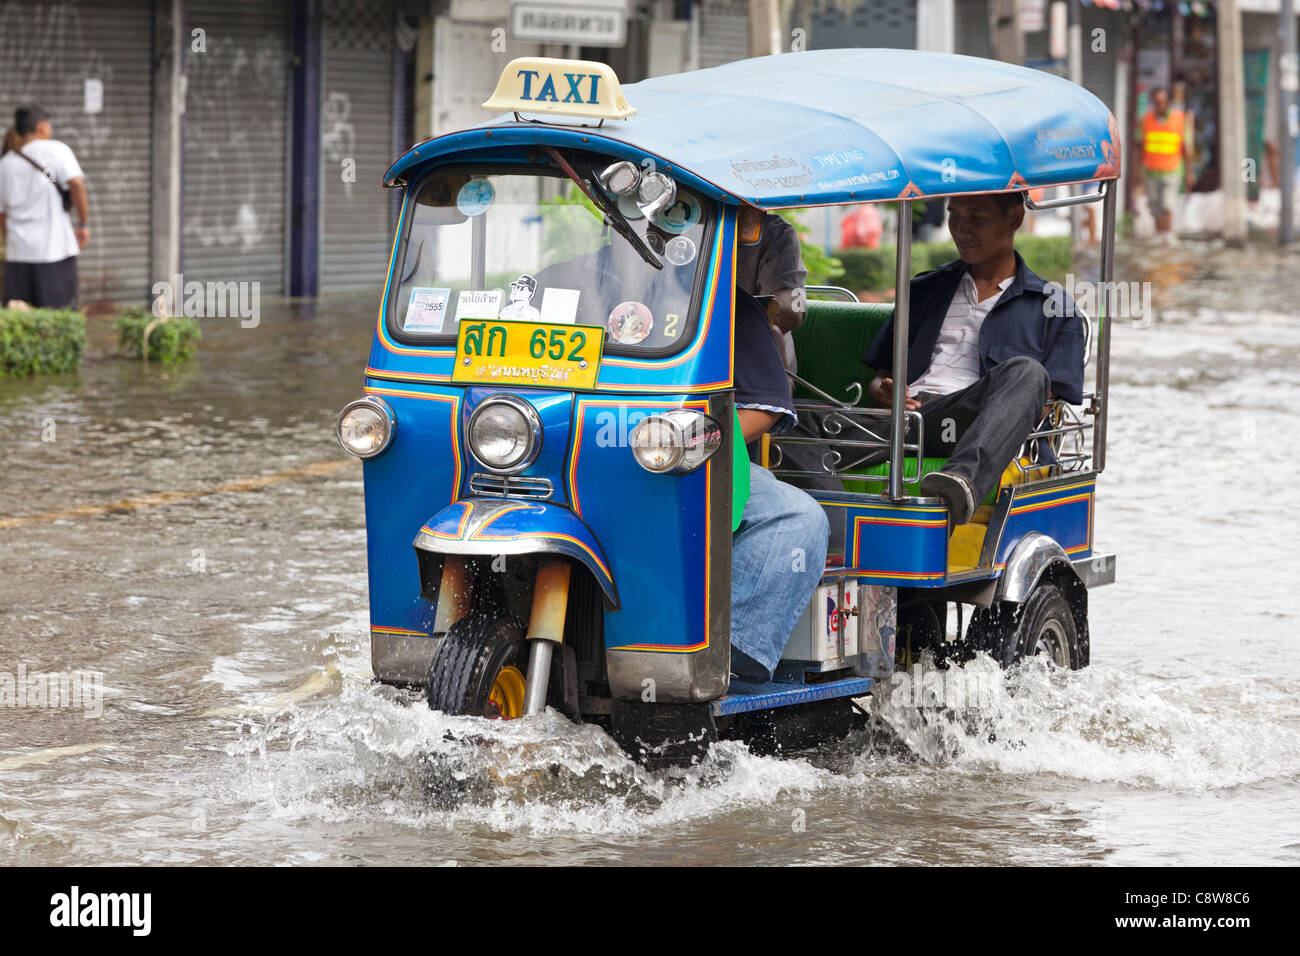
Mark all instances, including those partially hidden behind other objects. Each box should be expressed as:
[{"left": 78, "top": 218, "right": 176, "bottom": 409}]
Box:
[
  {"left": 809, "top": 0, "right": 918, "bottom": 50},
  {"left": 956, "top": 0, "right": 992, "bottom": 60},
  {"left": 0, "top": 0, "right": 153, "bottom": 303},
  {"left": 699, "top": 0, "right": 749, "bottom": 68},
  {"left": 319, "top": 0, "right": 395, "bottom": 293},
  {"left": 182, "top": 0, "right": 290, "bottom": 294},
  {"left": 1024, "top": 25, "right": 1051, "bottom": 65}
]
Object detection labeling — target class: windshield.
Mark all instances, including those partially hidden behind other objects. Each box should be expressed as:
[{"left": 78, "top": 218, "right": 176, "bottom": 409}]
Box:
[{"left": 389, "top": 166, "right": 713, "bottom": 354}]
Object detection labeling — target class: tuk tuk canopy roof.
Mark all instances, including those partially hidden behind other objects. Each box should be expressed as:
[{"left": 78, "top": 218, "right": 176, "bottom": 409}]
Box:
[{"left": 386, "top": 49, "right": 1121, "bottom": 209}]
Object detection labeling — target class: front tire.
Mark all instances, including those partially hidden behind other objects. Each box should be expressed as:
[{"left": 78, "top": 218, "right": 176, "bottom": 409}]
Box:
[{"left": 426, "top": 613, "right": 529, "bottom": 718}]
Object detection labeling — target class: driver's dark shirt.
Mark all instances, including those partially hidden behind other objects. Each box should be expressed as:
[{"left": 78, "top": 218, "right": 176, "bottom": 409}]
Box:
[{"left": 734, "top": 289, "right": 796, "bottom": 435}]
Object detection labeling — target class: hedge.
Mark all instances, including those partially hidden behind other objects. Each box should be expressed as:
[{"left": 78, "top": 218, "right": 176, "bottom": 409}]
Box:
[
  {"left": 836, "top": 235, "right": 1073, "bottom": 295},
  {"left": 114, "top": 306, "right": 201, "bottom": 364},
  {"left": 0, "top": 307, "right": 86, "bottom": 378}
]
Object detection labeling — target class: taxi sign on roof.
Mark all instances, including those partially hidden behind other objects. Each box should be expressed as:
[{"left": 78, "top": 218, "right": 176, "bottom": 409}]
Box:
[{"left": 482, "top": 57, "right": 635, "bottom": 121}]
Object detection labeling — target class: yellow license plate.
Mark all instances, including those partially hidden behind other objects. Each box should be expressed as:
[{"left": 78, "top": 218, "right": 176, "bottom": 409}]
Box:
[{"left": 451, "top": 320, "right": 604, "bottom": 390}]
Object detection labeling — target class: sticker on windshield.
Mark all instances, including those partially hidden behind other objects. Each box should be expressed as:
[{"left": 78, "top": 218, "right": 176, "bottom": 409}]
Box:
[
  {"left": 500, "top": 274, "right": 541, "bottom": 321},
  {"left": 454, "top": 289, "right": 503, "bottom": 322},
  {"left": 404, "top": 287, "right": 451, "bottom": 332},
  {"left": 607, "top": 301, "right": 654, "bottom": 345},
  {"left": 664, "top": 236, "right": 697, "bottom": 267},
  {"left": 540, "top": 287, "right": 581, "bottom": 324},
  {"left": 456, "top": 178, "right": 496, "bottom": 217},
  {"left": 653, "top": 194, "right": 701, "bottom": 233},
  {"left": 617, "top": 193, "right": 645, "bottom": 220}
]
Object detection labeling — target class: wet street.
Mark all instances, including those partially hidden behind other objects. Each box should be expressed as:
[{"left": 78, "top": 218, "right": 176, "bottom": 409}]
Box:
[{"left": 2, "top": 240, "right": 1298, "bottom": 866}]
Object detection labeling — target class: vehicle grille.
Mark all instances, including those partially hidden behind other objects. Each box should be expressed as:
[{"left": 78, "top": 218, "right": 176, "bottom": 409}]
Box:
[{"left": 468, "top": 473, "right": 554, "bottom": 500}]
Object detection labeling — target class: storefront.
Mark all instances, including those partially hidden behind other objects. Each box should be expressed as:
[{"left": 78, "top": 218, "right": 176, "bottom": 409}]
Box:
[
  {"left": 0, "top": 0, "right": 155, "bottom": 302},
  {"left": 0, "top": 0, "right": 412, "bottom": 305}
]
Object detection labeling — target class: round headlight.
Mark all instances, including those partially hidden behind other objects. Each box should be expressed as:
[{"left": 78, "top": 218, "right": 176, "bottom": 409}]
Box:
[
  {"left": 630, "top": 416, "right": 683, "bottom": 473},
  {"left": 631, "top": 410, "right": 722, "bottom": 475},
  {"left": 336, "top": 397, "right": 395, "bottom": 459},
  {"left": 468, "top": 396, "right": 540, "bottom": 472}
]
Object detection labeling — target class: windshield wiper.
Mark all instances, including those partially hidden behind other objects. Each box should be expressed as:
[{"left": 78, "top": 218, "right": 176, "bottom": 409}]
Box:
[{"left": 544, "top": 146, "right": 662, "bottom": 271}]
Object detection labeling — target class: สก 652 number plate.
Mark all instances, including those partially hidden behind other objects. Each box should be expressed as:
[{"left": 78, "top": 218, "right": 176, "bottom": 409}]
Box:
[{"left": 452, "top": 320, "right": 604, "bottom": 390}]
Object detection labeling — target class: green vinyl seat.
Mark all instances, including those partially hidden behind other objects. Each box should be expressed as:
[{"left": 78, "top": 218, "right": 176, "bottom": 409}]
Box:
[{"left": 790, "top": 300, "right": 893, "bottom": 406}]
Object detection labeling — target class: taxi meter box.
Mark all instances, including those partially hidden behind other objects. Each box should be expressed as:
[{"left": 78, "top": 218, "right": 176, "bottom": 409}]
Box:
[
  {"left": 335, "top": 52, "right": 1120, "bottom": 764},
  {"left": 785, "top": 581, "right": 859, "bottom": 664}
]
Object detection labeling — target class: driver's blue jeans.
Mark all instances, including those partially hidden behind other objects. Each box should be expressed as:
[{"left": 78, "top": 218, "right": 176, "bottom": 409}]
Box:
[{"left": 730, "top": 463, "right": 829, "bottom": 682}]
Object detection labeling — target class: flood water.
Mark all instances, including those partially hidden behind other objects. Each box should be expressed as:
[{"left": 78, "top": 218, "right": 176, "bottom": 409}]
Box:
[{"left": 2, "top": 240, "right": 1298, "bottom": 866}]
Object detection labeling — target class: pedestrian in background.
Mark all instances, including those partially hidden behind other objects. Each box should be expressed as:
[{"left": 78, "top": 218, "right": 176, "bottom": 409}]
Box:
[
  {"left": 0, "top": 106, "right": 90, "bottom": 308},
  {"left": 1140, "top": 88, "right": 1193, "bottom": 241}
]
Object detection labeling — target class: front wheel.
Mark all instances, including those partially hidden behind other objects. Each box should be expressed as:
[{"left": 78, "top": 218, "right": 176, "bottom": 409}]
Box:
[
  {"left": 426, "top": 613, "right": 529, "bottom": 718},
  {"left": 969, "top": 583, "right": 1086, "bottom": 670}
]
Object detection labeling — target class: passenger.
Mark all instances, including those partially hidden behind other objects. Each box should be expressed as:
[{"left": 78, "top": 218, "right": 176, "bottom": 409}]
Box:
[
  {"left": 861, "top": 191, "right": 1084, "bottom": 525},
  {"left": 730, "top": 287, "right": 829, "bottom": 683}
]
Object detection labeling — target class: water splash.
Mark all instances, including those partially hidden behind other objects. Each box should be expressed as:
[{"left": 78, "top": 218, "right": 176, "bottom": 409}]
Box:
[{"left": 874, "top": 654, "right": 1300, "bottom": 791}]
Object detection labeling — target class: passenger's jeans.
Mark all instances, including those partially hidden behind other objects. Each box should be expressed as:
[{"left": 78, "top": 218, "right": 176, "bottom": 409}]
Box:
[
  {"left": 913, "top": 356, "right": 1052, "bottom": 504},
  {"left": 730, "top": 462, "right": 830, "bottom": 682}
]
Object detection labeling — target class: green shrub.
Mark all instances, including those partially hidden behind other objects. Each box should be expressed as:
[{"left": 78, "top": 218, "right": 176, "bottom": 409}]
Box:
[
  {"left": 833, "top": 235, "right": 1073, "bottom": 293},
  {"left": 1013, "top": 235, "right": 1073, "bottom": 285},
  {"left": 921, "top": 241, "right": 960, "bottom": 272},
  {"left": 836, "top": 247, "right": 898, "bottom": 294},
  {"left": 774, "top": 209, "right": 844, "bottom": 287},
  {"left": 0, "top": 307, "right": 86, "bottom": 378},
  {"left": 114, "top": 306, "right": 200, "bottom": 364}
]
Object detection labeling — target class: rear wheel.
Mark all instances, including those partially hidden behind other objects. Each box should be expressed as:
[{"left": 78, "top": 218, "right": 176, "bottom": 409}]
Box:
[
  {"left": 426, "top": 613, "right": 529, "bottom": 718},
  {"left": 970, "top": 583, "right": 1085, "bottom": 670}
]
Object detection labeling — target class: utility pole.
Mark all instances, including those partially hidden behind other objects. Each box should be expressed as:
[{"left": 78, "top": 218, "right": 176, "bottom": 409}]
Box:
[
  {"left": 1280, "top": 0, "right": 1297, "bottom": 245},
  {"left": 1220, "top": 0, "right": 1248, "bottom": 247},
  {"left": 748, "top": 0, "right": 781, "bottom": 57}
]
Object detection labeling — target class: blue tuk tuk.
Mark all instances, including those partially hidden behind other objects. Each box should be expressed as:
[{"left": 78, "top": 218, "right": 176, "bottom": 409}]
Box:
[{"left": 335, "top": 49, "right": 1120, "bottom": 762}]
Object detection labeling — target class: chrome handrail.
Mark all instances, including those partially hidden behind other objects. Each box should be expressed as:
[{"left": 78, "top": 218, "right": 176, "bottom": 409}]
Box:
[{"left": 1025, "top": 181, "right": 1107, "bottom": 210}]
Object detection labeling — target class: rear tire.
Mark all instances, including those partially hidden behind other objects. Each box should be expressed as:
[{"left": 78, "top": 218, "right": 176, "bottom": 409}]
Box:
[
  {"left": 426, "top": 613, "right": 529, "bottom": 718},
  {"left": 971, "top": 583, "right": 1085, "bottom": 670}
]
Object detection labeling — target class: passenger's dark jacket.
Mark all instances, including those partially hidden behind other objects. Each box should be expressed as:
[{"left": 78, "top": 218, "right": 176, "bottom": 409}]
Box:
[{"left": 863, "top": 251, "right": 1085, "bottom": 405}]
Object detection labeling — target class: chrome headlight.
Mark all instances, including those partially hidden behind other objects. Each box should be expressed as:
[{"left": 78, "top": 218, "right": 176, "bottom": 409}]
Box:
[
  {"left": 467, "top": 395, "right": 541, "bottom": 473},
  {"left": 599, "top": 160, "right": 640, "bottom": 196},
  {"left": 336, "top": 397, "right": 395, "bottom": 459},
  {"left": 630, "top": 410, "right": 721, "bottom": 474},
  {"left": 637, "top": 172, "right": 677, "bottom": 219}
]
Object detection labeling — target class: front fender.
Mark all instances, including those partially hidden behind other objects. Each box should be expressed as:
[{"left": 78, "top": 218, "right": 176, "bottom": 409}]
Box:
[{"left": 413, "top": 498, "right": 619, "bottom": 609}]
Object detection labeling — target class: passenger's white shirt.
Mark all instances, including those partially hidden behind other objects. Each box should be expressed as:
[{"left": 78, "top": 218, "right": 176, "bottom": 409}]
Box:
[
  {"left": 909, "top": 272, "right": 1013, "bottom": 396},
  {"left": 0, "top": 138, "right": 83, "bottom": 263}
]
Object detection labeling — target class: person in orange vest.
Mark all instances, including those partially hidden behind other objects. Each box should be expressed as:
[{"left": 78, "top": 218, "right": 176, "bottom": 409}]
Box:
[{"left": 1141, "top": 88, "right": 1194, "bottom": 237}]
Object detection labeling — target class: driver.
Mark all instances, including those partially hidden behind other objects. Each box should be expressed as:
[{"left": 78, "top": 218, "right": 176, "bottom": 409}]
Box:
[{"left": 730, "top": 288, "right": 829, "bottom": 683}]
